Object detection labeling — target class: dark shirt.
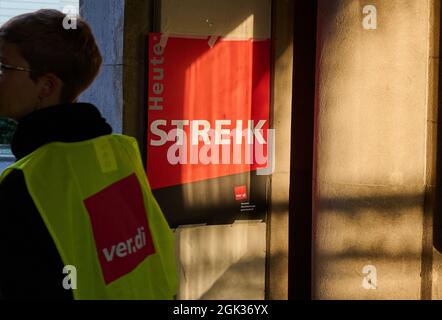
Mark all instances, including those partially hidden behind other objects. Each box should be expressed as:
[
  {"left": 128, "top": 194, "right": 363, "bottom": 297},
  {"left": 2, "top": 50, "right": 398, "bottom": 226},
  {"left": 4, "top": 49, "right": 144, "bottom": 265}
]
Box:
[{"left": 0, "top": 103, "right": 112, "bottom": 300}]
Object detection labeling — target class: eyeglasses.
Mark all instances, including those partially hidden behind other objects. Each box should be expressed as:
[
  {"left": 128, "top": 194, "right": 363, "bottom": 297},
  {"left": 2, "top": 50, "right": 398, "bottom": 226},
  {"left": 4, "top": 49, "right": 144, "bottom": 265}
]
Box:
[{"left": 0, "top": 61, "right": 33, "bottom": 74}]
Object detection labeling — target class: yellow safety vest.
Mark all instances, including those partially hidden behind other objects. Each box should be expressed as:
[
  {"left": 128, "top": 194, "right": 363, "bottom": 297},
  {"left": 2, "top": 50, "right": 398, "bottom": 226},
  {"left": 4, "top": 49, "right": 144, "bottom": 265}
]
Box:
[{"left": 0, "top": 134, "right": 178, "bottom": 300}]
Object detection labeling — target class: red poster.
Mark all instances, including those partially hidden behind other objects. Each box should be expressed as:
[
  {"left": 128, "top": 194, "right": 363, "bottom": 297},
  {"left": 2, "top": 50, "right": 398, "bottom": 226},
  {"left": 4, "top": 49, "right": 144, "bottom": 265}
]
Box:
[{"left": 147, "top": 33, "right": 271, "bottom": 190}]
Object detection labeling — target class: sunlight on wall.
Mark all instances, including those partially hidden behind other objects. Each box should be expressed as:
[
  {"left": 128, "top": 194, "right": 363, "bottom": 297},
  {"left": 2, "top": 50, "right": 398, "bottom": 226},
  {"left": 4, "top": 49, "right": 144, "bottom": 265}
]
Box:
[{"left": 314, "top": 0, "right": 432, "bottom": 299}]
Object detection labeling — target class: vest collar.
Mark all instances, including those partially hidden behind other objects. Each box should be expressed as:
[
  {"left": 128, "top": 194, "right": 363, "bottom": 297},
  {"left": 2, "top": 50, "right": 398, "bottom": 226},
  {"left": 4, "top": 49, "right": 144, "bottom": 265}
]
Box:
[{"left": 11, "top": 103, "right": 113, "bottom": 160}]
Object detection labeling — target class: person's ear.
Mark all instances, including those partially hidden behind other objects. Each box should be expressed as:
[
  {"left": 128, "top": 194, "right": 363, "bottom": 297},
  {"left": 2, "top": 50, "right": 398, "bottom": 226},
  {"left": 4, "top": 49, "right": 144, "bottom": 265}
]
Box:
[{"left": 38, "top": 73, "right": 62, "bottom": 100}]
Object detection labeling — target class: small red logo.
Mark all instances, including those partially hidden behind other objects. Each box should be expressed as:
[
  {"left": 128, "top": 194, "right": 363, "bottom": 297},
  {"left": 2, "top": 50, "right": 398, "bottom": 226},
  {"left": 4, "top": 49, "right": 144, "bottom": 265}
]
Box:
[
  {"left": 234, "top": 185, "right": 247, "bottom": 201},
  {"left": 84, "top": 173, "right": 155, "bottom": 285}
]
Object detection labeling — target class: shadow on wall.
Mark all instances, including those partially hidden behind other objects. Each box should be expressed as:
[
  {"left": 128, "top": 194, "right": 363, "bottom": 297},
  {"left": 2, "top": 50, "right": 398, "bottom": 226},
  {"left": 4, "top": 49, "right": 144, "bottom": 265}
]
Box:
[
  {"left": 200, "top": 254, "right": 270, "bottom": 300},
  {"left": 317, "top": 189, "right": 426, "bottom": 258},
  {"left": 175, "top": 221, "right": 267, "bottom": 300},
  {"left": 315, "top": 187, "right": 428, "bottom": 299}
]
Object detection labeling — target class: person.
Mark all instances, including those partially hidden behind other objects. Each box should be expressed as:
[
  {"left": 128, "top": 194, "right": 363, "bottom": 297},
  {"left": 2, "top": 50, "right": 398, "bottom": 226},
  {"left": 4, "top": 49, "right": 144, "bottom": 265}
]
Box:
[{"left": 0, "top": 9, "right": 177, "bottom": 300}]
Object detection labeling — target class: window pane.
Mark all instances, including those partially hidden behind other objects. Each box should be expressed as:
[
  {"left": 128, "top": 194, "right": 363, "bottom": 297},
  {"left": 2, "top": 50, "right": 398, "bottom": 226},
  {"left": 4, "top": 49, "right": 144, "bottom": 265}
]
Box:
[{"left": 0, "top": 0, "right": 79, "bottom": 26}]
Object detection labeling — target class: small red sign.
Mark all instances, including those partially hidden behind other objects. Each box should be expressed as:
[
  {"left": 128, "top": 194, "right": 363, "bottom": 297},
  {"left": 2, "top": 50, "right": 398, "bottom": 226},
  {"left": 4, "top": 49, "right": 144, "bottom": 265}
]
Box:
[
  {"left": 84, "top": 173, "right": 155, "bottom": 285},
  {"left": 235, "top": 185, "right": 248, "bottom": 201}
]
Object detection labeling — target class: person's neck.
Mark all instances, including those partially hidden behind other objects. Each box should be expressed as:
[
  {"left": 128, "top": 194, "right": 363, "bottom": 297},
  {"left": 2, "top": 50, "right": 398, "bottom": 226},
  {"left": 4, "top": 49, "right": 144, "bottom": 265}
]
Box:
[{"left": 11, "top": 102, "right": 113, "bottom": 160}]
